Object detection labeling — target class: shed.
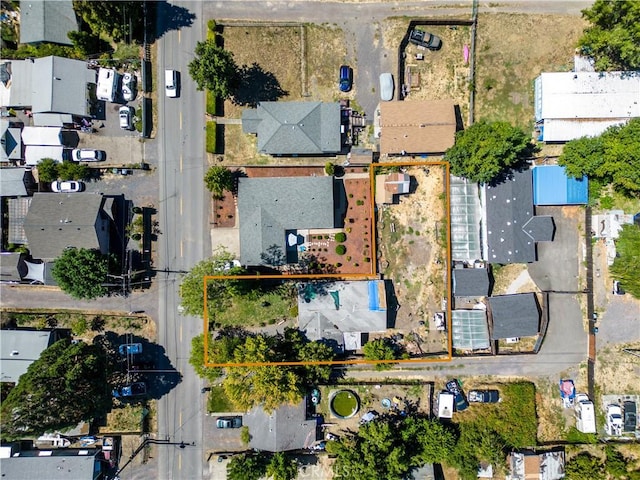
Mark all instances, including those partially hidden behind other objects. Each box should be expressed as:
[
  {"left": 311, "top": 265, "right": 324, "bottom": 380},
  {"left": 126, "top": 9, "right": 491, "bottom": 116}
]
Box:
[
  {"left": 438, "top": 392, "right": 454, "bottom": 419},
  {"left": 452, "top": 268, "right": 490, "bottom": 297},
  {"left": 451, "top": 309, "right": 490, "bottom": 351},
  {"left": 532, "top": 165, "right": 588, "bottom": 205},
  {"left": 0, "top": 168, "right": 28, "bottom": 197},
  {"left": 489, "top": 293, "right": 541, "bottom": 340},
  {"left": 0, "top": 329, "right": 58, "bottom": 383}
]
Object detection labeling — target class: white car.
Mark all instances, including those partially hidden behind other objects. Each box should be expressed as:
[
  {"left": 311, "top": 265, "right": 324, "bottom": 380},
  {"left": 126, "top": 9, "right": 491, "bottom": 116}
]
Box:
[
  {"left": 122, "top": 73, "right": 137, "bottom": 102},
  {"left": 51, "top": 180, "right": 84, "bottom": 193},
  {"left": 72, "top": 149, "right": 106, "bottom": 162},
  {"left": 165, "top": 69, "right": 178, "bottom": 98},
  {"left": 119, "top": 106, "right": 134, "bottom": 130},
  {"left": 379, "top": 73, "right": 394, "bottom": 101},
  {"left": 605, "top": 404, "right": 623, "bottom": 436}
]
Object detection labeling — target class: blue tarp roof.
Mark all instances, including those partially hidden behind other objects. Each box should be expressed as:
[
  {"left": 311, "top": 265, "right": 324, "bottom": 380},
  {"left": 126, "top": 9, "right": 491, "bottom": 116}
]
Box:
[{"left": 533, "top": 165, "right": 588, "bottom": 205}]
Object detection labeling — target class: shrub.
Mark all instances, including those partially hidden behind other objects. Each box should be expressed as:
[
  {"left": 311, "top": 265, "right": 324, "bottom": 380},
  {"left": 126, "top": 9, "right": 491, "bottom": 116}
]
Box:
[
  {"left": 324, "top": 162, "right": 335, "bottom": 175},
  {"left": 71, "top": 317, "right": 88, "bottom": 336},
  {"left": 335, "top": 245, "right": 346, "bottom": 255},
  {"left": 335, "top": 232, "right": 347, "bottom": 242},
  {"left": 364, "top": 257, "right": 370, "bottom": 262},
  {"left": 356, "top": 200, "right": 364, "bottom": 206},
  {"left": 240, "top": 426, "right": 251, "bottom": 444}
]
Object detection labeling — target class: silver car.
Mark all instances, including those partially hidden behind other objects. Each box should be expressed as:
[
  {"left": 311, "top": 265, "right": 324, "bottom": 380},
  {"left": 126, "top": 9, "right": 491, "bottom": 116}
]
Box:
[
  {"left": 119, "top": 106, "right": 134, "bottom": 130},
  {"left": 72, "top": 149, "right": 106, "bottom": 162},
  {"left": 51, "top": 180, "right": 85, "bottom": 193},
  {"left": 379, "top": 73, "right": 394, "bottom": 101}
]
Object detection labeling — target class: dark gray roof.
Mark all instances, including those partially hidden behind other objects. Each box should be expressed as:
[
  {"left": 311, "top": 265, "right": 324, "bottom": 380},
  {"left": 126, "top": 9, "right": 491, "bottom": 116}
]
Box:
[
  {"left": 0, "top": 168, "right": 28, "bottom": 197},
  {"left": 0, "top": 252, "right": 23, "bottom": 283},
  {"left": 485, "top": 169, "right": 553, "bottom": 264},
  {"left": 452, "top": 268, "right": 490, "bottom": 297},
  {"left": 0, "top": 449, "right": 99, "bottom": 479},
  {"left": 242, "top": 101, "right": 341, "bottom": 155},
  {"left": 244, "top": 397, "right": 317, "bottom": 452},
  {"left": 23, "top": 193, "right": 110, "bottom": 260},
  {"left": 0, "top": 329, "right": 56, "bottom": 383},
  {"left": 19, "top": 0, "right": 77, "bottom": 46},
  {"left": 523, "top": 216, "right": 555, "bottom": 242},
  {"left": 238, "top": 177, "right": 335, "bottom": 266},
  {"left": 489, "top": 293, "right": 540, "bottom": 340}
]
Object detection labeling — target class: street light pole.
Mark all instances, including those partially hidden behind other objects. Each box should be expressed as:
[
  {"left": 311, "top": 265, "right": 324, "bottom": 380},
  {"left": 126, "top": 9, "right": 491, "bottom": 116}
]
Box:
[{"left": 113, "top": 436, "right": 195, "bottom": 478}]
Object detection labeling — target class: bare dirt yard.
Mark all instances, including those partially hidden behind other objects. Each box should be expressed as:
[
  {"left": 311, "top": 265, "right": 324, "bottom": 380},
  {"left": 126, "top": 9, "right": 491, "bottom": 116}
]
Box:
[{"left": 376, "top": 165, "right": 448, "bottom": 355}]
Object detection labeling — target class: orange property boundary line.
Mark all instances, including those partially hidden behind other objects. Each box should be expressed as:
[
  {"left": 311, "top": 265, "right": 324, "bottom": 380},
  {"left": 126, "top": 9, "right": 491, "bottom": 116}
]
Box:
[{"left": 203, "top": 161, "right": 452, "bottom": 367}]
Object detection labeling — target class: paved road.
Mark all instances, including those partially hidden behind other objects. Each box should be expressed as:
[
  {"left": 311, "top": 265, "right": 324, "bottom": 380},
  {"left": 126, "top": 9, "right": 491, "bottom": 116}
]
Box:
[{"left": 153, "top": 1, "right": 209, "bottom": 479}]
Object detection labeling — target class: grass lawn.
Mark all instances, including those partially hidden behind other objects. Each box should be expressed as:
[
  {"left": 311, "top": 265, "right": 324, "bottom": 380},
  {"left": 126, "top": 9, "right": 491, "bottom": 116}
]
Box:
[
  {"left": 212, "top": 287, "right": 297, "bottom": 327},
  {"left": 100, "top": 403, "right": 150, "bottom": 434},
  {"left": 206, "top": 121, "right": 216, "bottom": 153},
  {"left": 206, "top": 90, "right": 217, "bottom": 116},
  {"left": 208, "top": 386, "right": 236, "bottom": 413},
  {"left": 456, "top": 382, "right": 537, "bottom": 448}
]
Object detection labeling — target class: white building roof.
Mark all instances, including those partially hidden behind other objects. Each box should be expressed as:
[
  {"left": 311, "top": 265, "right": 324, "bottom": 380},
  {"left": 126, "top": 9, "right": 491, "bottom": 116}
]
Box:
[
  {"left": 534, "top": 71, "right": 640, "bottom": 121},
  {"left": 540, "top": 118, "right": 630, "bottom": 142}
]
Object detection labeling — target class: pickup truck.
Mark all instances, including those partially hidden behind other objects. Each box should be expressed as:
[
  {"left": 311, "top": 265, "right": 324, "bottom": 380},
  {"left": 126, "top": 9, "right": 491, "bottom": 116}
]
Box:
[{"left": 409, "top": 29, "right": 442, "bottom": 50}]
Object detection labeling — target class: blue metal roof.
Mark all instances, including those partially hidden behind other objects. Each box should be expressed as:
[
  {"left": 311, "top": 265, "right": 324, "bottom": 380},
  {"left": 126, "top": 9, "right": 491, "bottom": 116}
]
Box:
[{"left": 533, "top": 165, "right": 588, "bottom": 205}]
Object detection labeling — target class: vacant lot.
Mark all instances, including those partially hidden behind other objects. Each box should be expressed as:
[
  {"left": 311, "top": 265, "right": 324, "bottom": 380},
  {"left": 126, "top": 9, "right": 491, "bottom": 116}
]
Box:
[
  {"left": 376, "top": 165, "right": 448, "bottom": 354},
  {"left": 475, "top": 13, "right": 586, "bottom": 128}
]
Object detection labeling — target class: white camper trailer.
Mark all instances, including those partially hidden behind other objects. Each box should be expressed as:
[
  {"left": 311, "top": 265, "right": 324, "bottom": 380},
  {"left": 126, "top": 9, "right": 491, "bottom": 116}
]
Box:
[
  {"left": 438, "top": 392, "right": 454, "bottom": 419},
  {"left": 575, "top": 394, "right": 596, "bottom": 434}
]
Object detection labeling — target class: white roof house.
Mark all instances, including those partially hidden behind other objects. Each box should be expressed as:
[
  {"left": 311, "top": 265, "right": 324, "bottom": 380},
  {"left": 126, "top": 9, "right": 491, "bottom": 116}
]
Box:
[
  {"left": 534, "top": 71, "right": 640, "bottom": 142},
  {"left": 21, "top": 127, "right": 63, "bottom": 146}
]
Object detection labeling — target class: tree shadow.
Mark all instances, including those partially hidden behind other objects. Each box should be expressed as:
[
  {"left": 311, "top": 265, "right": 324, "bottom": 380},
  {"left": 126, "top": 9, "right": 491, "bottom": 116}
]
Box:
[
  {"left": 150, "top": 2, "right": 196, "bottom": 42},
  {"left": 232, "top": 63, "right": 288, "bottom": 107}
]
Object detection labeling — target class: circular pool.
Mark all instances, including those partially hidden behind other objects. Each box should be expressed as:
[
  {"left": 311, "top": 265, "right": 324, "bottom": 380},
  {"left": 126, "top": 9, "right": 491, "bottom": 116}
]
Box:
[{"left": 330, "top": 390, "right": 360, "bottom": 419}]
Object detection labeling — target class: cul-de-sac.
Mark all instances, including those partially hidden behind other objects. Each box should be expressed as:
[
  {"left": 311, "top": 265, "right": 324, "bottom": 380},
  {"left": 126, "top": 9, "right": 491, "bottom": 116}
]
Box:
[{"left": 1, "top": 1, "right": 639, "bottom": 479}]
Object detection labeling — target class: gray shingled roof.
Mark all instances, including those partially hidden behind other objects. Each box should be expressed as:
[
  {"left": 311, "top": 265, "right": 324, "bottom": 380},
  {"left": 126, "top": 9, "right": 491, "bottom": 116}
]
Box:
[
  {"left": 452, "top": 268, "right": 490, "bottom": 297},
  {"left": 23, "top": 193, "right": 110, "bottom": 260},
  {"left": 0, "top": 168, "right": 28, "bottom": 197},
  {"left": 244, "top": 397, "right": 317, "bottom": 452},
  {"left": 0, "top": 449, "right": 99, "bottom": 479},
  {"left": 489, "top": 293, "right": 540, "bottom": 340},
  {"left": 31, "top": 56, "right": 94, "bottom": 116},
  {"left": 238, "top": 177, "right": 335, "bottom": 266},
  {"left": 523, "top": 215, "right": 555, "bottom": 242},
  {"left": 485, "top": 169, "right": 554, "bottom": 264},
  {"left": 242, "top": 101, "right": 341, "bottom": 155},
  {"left": 19, "top": 0, "right": 77, "bottom": 46},
  {"left": 1, "top": 329, "right": 55, "bottom": 383}
]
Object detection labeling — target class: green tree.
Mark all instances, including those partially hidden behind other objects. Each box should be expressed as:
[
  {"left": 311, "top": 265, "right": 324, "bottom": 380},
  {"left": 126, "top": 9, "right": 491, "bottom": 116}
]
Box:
[
  {"left": 605, "top": 445, "right": 631, "bottom": 479},
  {"left": 363, "top": 337, "right": 402, "bottom": 370},
  {"left": 188, "top": 40, "right": 239, "bottom": 98},
  {"left": 610, "top": 224, "right": 640, "bottom": 299},
  {"left": 298, "top": 340, "right": 335, "bottom": 384},
  {"left": 326, "top": 414, "right": 455, "bottom": 480},
  {"left": 36, "top": 158, "right": 59, "bottom": 183},
  {"left": 444, "top": 120, "right": 536, "bottom": 184},
  {"left": 451, "top": 422, "right": 506, "bottom": 480},
  {"left": 72, "top": 1, "right": 145, "bottom": 43},
  {"left": 51, "top": 247, "right": 109, "bottom": 299},
  {"left": 566, "top": 452, "right": 605, "bottom": 480},
  {"left": 179, "top": 247, "right": 248, "bottom": 318},
  {"left": 578, "top": 0, "right": 640, "bottom": 71},
  {"left": 57, "top": 161, "right": 90, "bottom": 181},
  {"left": 67, "top": 30, "right": 111, "bottom": 57},
  {"left": 0, "top": 339, "right": 111, "bottom": 439},
  {"left": 226, "top": 453, "right": 268, "bottom": 480},
  {"left": 204, "top": 166, "right": 234, "bottom": 198},
  {"left": 558, "top": 119, "right": 640, "bottom": 196},
  {"left": 266, "top": 452, "right": 298, "bottom": 480}
]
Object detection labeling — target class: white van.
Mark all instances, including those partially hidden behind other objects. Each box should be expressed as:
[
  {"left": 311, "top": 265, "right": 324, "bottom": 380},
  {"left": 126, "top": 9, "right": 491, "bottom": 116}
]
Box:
[
  {"left": 379, "top": 73, "right": 394, "bottom": 101},
  {"left": 165, "top": 69, "right": 178, "bottom": 98}
]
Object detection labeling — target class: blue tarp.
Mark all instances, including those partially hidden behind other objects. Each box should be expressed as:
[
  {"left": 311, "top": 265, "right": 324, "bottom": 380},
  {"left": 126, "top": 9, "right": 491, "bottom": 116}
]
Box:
[
  {"left": 533, "top": 165, "right": 588, "bottom": 205},
  {"left": 368, "top": 280, "right": 381, "bottom": 311}
]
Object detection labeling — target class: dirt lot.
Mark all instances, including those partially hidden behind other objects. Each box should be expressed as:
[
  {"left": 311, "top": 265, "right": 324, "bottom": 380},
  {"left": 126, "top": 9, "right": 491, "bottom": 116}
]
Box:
[{"left": 376, "top": 165, "right": 448, "bottom": 354}]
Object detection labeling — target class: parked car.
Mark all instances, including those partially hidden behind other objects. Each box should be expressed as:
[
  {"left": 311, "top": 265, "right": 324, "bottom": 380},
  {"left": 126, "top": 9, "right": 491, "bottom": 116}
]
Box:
[
  {"left": 51, "top": 180, "right": 84, "bottom": 193},
  {"left": 468, "top": 389, "right": 500, "bottom": 403},
  {"left": 122, "top": 73, "right": 137, "bottom": 102},
  {"left": 71, "top": 148, "right": 106, "bottom": 162},
  {"left": 339, "top": 65, "right": 353, "bottom": 92},
  {"left": 623, "top": 400, "right": 637, "bottom": 432},
  {"left": 408, "top": 29, "right": 442, "bottom": 50},
  {"left": 612, "top": 280, "right": 625, "bottom": 295},
  {"left": 118, "top": 343, "right": 142, "bottom": 355},
  {"left": 446, "top": 379, "right": 469, "bottom": 412},
  {"left": 119, "top": 105, "right": 134, "bottom": 130},
  {"left": 112, "top": 382, "right": 147, "bottom": 398},
  {"left": 379, "top": 73, "right": 394, "bottom": 101},
  {"left": 605, "top": 404, "right": 623, "bottom": 436},
  {"left": 165, "top": 69, "right": 178, "bottom": 98},
  {"left": 216, "top": 416, "right": 242, "bottom": 428}
]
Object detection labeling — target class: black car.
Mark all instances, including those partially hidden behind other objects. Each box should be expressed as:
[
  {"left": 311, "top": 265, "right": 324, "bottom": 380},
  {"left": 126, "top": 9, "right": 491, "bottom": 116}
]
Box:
[
  {"left": 623, "top": 401, "right": 637, "bottom": 432},
  {"left": 468, "top": 389, "right": 500, "bottom": 403},
  {"left": 446, "top": 379, "right": 469, "bottom": 412},
  {"left": 408, "top": 29, "right": 442, "bottom": 50}
]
